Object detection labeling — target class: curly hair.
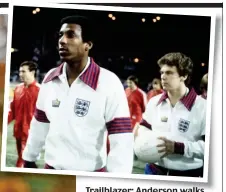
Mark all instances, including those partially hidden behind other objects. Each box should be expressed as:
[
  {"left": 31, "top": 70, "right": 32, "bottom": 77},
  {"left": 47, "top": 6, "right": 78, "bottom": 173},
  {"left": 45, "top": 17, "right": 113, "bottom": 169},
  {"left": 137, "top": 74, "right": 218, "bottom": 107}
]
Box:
[{"left": 157, "top": 52, "right": 193, "bottom": 85}]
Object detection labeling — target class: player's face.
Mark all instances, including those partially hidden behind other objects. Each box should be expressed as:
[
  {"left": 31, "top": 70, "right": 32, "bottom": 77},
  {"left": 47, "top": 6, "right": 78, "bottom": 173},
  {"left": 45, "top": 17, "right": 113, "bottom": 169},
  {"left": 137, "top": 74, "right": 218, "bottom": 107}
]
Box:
[
  {"left": 160, "top": 65, "right": 181, "bottom": 91},
  {"left": 152, "top": 82, "right": 161, "bottom": 90},
  {"left": 19, "top": 66, "right": 34, "bottom": 83},
  {"left": 58, "top": 23, "right": 86, "bottom": 62},
  {"left": 126, "top": 80, "right": 135, "bottom": 89}
]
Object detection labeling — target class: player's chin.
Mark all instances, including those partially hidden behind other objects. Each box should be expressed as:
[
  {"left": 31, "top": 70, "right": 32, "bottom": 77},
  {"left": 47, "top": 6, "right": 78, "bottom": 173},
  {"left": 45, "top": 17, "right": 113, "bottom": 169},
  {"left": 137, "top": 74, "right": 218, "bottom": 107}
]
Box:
[
  {"left": 59, "top": 55, "right": 70, "bottom": 62},
  {"left": 162, "top": 85, "right": 168, "bottom": 90}
]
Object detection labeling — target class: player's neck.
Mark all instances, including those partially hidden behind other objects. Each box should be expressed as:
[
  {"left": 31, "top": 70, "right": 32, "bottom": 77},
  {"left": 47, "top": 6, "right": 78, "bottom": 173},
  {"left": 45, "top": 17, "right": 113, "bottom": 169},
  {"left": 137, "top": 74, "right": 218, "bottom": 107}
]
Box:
[
  {"left": 24, "top": 78, "right": 35, "bottom": 87},
  {"left": 66, "top": 57, "right": 88, "bottom": 80},
  {"left": 167, "top": 85, "right": 188, "bottom": 106},
  {"left": 131, "top": 85, "right": 137, "bottom": 91}
]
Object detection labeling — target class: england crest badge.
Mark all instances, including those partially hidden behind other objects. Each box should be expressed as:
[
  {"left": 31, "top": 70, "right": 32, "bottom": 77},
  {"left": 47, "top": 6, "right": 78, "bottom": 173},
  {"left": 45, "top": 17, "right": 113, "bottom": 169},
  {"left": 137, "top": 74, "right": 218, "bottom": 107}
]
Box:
[
  {"left": 178, "top": 118, "right": 190, "bottom": 133},
  {"left": 52, "top": 99, "right": 61, "bottom": 107},
  {"left": 74, "top": 98, "right": 90, "bottom": 117}
]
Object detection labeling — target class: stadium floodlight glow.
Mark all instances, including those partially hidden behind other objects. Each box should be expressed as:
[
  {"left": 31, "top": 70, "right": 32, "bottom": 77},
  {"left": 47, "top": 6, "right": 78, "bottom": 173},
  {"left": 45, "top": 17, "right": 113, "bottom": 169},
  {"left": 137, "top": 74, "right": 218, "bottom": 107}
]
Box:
[
  {"left": 142, "top": 18, "right": 146, "bottom": 22},
  {"left": 156, "top": 16, "right": 161, "bottom": 20},
  {"left": 153, "top": 18, "right": 157, "bottom": 23},
  {"left": 108, "top": 13, "right": 113, "bottom": 18},
  {"left": 32, "top": 10, "right": 37, "bottom": 14},
  {"left": 11, "top": 48, "right": 18, "bottom": 53},
  {"left": 134, "top": 58, "right": 139, "bottom": 63},
  {"left": 36, "top": 8, "right": 40, "bottom": 12},
  {"left": 112, "top": 16, "right": 116, "bottom": 20}
]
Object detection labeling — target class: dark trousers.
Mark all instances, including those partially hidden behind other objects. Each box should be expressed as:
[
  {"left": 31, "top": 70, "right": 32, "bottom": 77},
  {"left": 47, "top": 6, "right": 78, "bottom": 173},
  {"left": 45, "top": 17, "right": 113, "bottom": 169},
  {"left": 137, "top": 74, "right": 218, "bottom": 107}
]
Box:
[
  {"left": 44, "top": 164, "right": 107, "bottom": 172},
  {"left": 145, "top": 163, "right": 203, "bottom": 177}
]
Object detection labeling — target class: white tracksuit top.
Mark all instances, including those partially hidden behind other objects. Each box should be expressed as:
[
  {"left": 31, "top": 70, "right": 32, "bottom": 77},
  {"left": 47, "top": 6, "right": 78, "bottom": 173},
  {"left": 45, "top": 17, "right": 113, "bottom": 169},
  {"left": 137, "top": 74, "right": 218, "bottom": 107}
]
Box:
[
  {"left": 23, "top": 57, "right": 134, "bottom": 173},
  {"left": 140, "top": 89, "right": 206, "bottom": 171}
]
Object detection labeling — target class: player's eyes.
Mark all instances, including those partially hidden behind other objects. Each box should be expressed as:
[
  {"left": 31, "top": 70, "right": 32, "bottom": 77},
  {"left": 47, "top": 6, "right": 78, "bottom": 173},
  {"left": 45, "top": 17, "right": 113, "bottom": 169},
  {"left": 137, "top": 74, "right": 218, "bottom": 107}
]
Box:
[
  {"left": 160, "top": 71, "right": 173, "bottom": 75},
  {"left": 58, "top": 31, "right": 76, "bottom": 39},
  {"left": 58, "top": 32, "right": 63, "bottom": 38},
  {"left": 66, "top": 31, "right": 76, "bottom": 38}
]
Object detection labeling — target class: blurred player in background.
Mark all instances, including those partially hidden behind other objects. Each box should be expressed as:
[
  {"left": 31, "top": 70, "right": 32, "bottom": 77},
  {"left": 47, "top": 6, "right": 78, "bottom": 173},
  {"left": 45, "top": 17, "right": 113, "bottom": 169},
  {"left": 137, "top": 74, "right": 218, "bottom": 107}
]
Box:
[
  {"left": 22, "top": 15, "right": 134, "bottom": 172},
  {"left": 125, "top": 75, "right": 147, "bottom": 129},
  {"left": 136, "top": 52, "right": 206, "bottom": 177},
  {"left": 147, "top": 78, "right": 163, "bottom": 102},
  {"left": 8, "top": 61, "right": 40, "bottom": 167},
  {"left": 200, "top": 73, "right": 208, "bottom": 99}
]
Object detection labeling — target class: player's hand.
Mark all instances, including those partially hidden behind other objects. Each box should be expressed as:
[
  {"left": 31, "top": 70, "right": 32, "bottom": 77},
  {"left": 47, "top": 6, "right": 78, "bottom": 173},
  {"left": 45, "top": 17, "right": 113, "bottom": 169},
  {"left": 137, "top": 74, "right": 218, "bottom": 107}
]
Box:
[
  {"left": 156, "top": 137, "right": 175, "bottom": 158},
  {"left": 23, "top": 161, "right": 38, "bottom": 168}
]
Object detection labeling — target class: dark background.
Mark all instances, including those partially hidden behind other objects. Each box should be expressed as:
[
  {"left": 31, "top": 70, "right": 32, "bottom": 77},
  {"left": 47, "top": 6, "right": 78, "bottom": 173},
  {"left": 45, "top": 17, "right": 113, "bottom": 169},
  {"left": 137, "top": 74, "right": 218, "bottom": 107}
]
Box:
[{"left": 10, "top": 5, "right": 211, "bottom": 92}]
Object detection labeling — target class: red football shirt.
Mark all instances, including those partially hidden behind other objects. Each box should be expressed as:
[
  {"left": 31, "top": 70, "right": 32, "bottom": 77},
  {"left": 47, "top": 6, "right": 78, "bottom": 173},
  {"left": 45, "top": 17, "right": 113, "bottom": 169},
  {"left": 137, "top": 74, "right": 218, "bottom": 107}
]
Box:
[
  {"left": 147, "top": 89, "right": 164, "bottom": 102},
  {"left": 125, "top": 87, "right": 147, "bottom": 128},
  {"left": 8, "top": 81, "right": 40, "bottom": 139}
]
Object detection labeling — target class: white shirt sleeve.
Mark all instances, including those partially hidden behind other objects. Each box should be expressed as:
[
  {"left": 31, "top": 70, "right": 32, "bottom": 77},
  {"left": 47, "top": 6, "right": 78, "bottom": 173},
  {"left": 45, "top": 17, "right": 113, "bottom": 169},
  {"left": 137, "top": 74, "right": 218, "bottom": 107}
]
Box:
[
  {"left": 22, "top": 77, "right": 50, "bottom": 162},
  {"left": 105, "top": 76, "right": 134, "bottom": 173},
  {"left": 183, "top": 140, "right": 205, "bottom": 159},
  {"left": 183, "top": 99, "right": 206, "bottom": 159}
]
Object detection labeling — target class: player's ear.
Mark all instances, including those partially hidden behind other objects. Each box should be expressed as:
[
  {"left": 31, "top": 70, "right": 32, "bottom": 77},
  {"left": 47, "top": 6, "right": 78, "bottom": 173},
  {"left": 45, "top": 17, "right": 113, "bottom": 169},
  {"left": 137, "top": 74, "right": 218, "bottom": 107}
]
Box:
[
  {"left": 85, "top": 41, "right": 93, "bottom": 51},
  {"left": 31, "top": 70, "right": 35, "bottom": 76},
  {"left": 180, "top": 75, "right": 188, "bottom": 82}
]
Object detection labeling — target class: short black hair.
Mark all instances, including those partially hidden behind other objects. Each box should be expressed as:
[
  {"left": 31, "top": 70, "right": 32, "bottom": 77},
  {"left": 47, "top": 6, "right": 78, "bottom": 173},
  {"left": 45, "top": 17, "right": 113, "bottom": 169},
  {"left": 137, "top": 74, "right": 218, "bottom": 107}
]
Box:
[
  {"left": 127, "top": 75, "right": 139, "bottom": 86},
  {"left": 20, "top": 61, "right": 38, "bottom": 76},
  {"left": 60, "top": 15, "right": 94, "bottom": 43}
]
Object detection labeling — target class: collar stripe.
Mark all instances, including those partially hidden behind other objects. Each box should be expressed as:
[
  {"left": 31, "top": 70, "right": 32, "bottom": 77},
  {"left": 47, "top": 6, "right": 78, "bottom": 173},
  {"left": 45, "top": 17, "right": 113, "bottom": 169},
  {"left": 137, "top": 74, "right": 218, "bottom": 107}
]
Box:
[
  {"left": 157, "top": 88, "right": 197, "bottom": 111},
  {"left": 43, "top": 58, "right": 100, "bottom": 91}
]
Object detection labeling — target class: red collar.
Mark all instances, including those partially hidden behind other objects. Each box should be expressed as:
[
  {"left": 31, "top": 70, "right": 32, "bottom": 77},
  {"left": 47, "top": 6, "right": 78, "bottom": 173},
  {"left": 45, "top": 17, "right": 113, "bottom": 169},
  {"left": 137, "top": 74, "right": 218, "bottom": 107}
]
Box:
[
  {"left": 43, "top": 57, "right": 100, "bottom": 90},
  {"left": 25, "top": 80, "right": 37, "bottom": 88},
  {"left": 157, "top": 88, "right": 197, "bottom": 111}
]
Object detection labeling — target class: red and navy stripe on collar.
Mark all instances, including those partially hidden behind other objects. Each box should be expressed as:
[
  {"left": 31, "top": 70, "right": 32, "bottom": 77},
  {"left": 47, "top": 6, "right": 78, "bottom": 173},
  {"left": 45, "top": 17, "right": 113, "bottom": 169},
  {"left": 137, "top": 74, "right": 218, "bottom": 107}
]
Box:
[
  {"left": 157, "top": 88, "right": 197, "bottom": 111},
  {"left": 43, "top": 58, "right": 100, "bottom": 91}
]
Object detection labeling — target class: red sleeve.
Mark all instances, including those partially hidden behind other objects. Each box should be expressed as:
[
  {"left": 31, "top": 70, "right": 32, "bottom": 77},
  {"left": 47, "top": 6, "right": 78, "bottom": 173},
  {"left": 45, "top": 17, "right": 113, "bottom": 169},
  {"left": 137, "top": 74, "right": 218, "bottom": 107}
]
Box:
[
  {"left": 25, "top": 85, "right": 40, "bottom": 121},
  {"left": 132, "top": 91, "right": 146, "bottom": 126},
  {"left": 8, "top": 89, "right": 16, "bottom": 124},
  {"left": 33, "top": 86, "right": 40, "bottom": 112},
  {"left": 148, "top": 91, "right": 155, "bottom": 101},
  {"left": 32, "top": 86, "right": 40, "bottom": 102},
  {"left": 140, "top": 91, "right": 146, "bottom": 113},
  {"left": 147, "top": 91, "right": 151, "bottom": 102}
]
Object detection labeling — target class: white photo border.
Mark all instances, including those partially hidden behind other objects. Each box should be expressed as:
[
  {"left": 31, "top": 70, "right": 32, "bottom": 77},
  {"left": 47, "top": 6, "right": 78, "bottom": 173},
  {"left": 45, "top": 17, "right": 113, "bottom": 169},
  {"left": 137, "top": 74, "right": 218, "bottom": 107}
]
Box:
[{"left": 0, "top": 1, "right": 216, "bottom": 183}]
